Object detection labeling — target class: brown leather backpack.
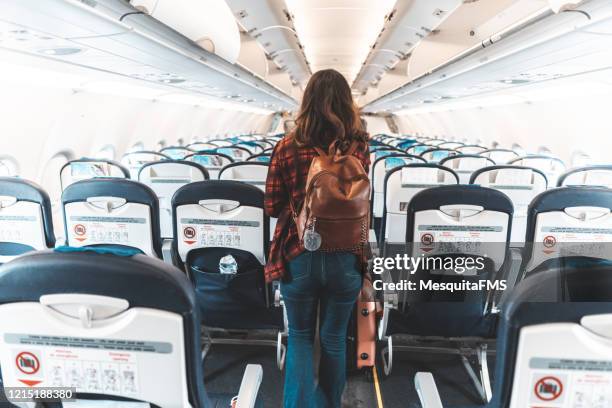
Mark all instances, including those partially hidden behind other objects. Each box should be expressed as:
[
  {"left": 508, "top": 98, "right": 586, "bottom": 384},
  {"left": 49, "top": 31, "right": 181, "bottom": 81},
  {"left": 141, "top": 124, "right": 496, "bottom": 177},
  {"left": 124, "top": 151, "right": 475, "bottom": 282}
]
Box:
[{"left": 292, "top": 141, "right": 370, "bottom": 251}]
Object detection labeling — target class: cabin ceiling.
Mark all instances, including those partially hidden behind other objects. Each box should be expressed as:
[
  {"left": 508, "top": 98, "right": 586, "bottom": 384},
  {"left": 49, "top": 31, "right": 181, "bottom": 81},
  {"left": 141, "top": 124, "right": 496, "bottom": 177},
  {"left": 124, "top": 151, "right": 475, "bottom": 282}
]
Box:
[
  {"left": 284, "top": 0, "right": 396, "bottom": 85},
  {"left": 234, "top": 0, "right": 569, "bottom": 108}
]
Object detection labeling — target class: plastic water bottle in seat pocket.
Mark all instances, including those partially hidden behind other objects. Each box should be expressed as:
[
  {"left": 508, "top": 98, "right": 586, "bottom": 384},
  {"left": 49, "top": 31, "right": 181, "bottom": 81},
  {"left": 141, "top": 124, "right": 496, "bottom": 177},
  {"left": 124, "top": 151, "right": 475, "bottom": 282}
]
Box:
[{"left": 219, "top": 254, "right": 238, "bottom": 274}]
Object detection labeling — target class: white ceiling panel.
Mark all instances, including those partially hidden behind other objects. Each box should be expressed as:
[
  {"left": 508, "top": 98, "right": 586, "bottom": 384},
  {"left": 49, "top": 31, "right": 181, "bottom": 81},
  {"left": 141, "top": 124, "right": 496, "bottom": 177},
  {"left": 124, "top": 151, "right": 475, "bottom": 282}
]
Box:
[{"left": 285, "top": 0, "right": 396, "bottom": 83}]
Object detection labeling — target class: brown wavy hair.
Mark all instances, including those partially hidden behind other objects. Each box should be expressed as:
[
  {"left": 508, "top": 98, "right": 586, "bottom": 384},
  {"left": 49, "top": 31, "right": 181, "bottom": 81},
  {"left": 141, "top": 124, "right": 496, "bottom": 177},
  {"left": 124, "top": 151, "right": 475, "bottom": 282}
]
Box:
[{"left": 292, "top": 69, "right": 368, "bottom": 150}]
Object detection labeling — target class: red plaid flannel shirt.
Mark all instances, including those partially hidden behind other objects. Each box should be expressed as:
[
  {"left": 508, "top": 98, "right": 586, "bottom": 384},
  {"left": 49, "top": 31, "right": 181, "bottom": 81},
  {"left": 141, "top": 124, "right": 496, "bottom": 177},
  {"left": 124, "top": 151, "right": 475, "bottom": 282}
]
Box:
[{"left": 264, "top": 135, "right": 370, "bottom": 283}]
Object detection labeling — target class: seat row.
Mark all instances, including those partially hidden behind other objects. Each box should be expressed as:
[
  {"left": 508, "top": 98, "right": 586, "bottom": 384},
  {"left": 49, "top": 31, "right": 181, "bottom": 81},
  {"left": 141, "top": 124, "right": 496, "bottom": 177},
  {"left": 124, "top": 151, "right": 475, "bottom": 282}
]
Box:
[
  {"left": 371, "top": 158, "right": 612, "bottom": 247},
  {"left": 2, "top": 232, "right": 610, "bottom": 407},
  {"left": 374, "top": 181, "right": 612, "bottom": 403}
]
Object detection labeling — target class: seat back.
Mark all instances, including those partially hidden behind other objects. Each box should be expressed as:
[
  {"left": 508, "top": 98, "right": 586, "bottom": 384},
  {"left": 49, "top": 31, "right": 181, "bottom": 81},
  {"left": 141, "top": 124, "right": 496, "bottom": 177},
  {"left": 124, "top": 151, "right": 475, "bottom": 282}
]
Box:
[
  {"left": 437, "top": 142, "right": 464, "bottom": 150},
  {"left": 427, "top": 139, "right": 447, "bottom": 146},
  {"left": 420, "top": 148, "right": 458, "bottom": 163},
  {"left": 439, "top": 154, "right": 496, "bottom": 184},
  {"left": 471, "top": 166, "right": 548, "bottom": 245},
  {"left": 216, "top": 146, "right": 251, "bottom": 162},
  {"left": 381, "top": 164, "right": 458, "bottom": 249},
  {"left": 369, "top": 148, "right": 404, "bottom": 181},
  {"left": 60, "top": 159, "right": 130, "bottom": 191},
  {"left": 247, "top": 153, "right": 272, "bottom": 163},
  {"left": 62, "top": 179, "right": 162, "bottom": 257},
  {"left": 218, "top": 162, "right": 269, "bottom": 191},
  {"left": 405, "top": 144, "right": 430, "bottom": 156},
  {"left": 509, "top": 155, "right": 566, "bottom": 187},
  {"left": 138, "top": 161, "right": 209, "bottom": 239},
  {"left": 371, "top": 154, "right": 426, "bottom": 220},
  {"left": 0, "top": 249, "right": 207, "bottom": 408},
  {"left": 208, "top": 139, "right": 233, "bottom": 147},
  {"left": 455, "top": 145, "right": 487, "bottom": 155},
  {"left": 187, "top": 142, "right": 218, "bottom": 152},
  {"left": 235, "top": 142, "right": 264, "bottom": 155},
  {"left": 185, "top": 152, "right": 234, "bottom": 179},
  {"left": 160, "top": 146, "right": 195, "bottom": 160},
  {"left": 121, "top": 151, "right": 170, "bottom": 179},
  {"left": 558, "top": 165, "right": 612, "bottom": 188},
  {"left": 395, "top": 139, "right": 417, "bottom": 149},
  {"left": 407, "top": 185, "right": 513, "bottom": 272},
  {"left": 490, "top": 265, "right": 612, "bottom": 408},
  {"left": 172, "top": 181, "right": 269, "bottom": 265},
  {"left": 481, "top": 149, "right": 520, "bottom": 164},
  {"left": 257, "top": 139, "right": 275, "bottom": 149},
  {"left": 0, "top": 178, "right": 55, "bottom": 262},
  {"left": 523, "top": 186, "right": 612, "bottom": 275}
]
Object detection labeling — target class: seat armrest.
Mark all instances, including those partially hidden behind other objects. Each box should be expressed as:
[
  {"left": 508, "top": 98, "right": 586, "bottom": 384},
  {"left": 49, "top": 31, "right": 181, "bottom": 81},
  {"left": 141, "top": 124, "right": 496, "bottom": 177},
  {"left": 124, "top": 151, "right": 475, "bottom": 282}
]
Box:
[
  {"left": 272, "top": 281, "right": 282, "bottom": 307},
  {"left": 235, "top": 364, "right": 263, "bottom": 408},
  {"left": 368, "top": 229, "right": 379, "bottom": 257},
  {"left": 162, "top": 239, "right": 174, "bottom": 265},
  {"left": 415, "top": 372, "right": 443, "bottom": 408},
  {"left": 496, "top": 247, "right": 523, "bottom": 308}
]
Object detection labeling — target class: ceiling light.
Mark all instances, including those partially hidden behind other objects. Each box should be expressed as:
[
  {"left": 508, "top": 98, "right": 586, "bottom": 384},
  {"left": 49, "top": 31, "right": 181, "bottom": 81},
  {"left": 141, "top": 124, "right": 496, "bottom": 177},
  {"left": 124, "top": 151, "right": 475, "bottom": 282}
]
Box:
[
  {"left": 160, "top": 78, "right": 186, "bottom": 84},
  {"left": 38, "top": 47, "right": 83, "bottom": 56}
]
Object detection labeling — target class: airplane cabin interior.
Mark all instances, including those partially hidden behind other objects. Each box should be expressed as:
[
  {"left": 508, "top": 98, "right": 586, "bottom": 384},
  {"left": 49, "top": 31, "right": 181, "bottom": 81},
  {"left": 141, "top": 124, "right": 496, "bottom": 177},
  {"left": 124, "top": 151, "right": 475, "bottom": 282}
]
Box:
[{"left": 0, "top": 0, "right": 612, "bottom": 407}]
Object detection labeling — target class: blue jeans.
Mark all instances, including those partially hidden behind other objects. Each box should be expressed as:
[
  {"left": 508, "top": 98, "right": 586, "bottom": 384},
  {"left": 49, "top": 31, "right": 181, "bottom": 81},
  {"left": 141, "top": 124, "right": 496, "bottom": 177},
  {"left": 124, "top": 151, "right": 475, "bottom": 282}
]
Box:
[{"left": 281, "top": 251, "right": 363, "bottom": 408}]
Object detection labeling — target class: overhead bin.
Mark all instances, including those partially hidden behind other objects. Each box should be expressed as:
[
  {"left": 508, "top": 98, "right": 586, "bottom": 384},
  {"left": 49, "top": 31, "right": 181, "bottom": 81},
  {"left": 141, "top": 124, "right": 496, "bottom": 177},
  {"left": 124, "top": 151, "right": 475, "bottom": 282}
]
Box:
[
  {"left": 0, "top": 0, "right": 296, "bottom": 111},
  {"left": 130, "top": 0, "right": 241, "bottom": 63},
  {"left": 237, "top": 32, "right": 269, "bottom": 79},
  {"left": 363, "top": 0, "right": 612, "bottom": 113},
  {"left": 352, "top": 0, "right": 462, "bottom": 95},
  {"left": 227, "top": 0, "right": 311, "bottom": 88}
]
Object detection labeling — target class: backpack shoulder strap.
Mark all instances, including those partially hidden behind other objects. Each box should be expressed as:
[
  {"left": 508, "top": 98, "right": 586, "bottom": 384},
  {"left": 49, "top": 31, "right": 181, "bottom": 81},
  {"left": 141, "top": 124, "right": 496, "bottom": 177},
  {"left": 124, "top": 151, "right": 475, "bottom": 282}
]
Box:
[{"left": 291, "top": 139, "right": 308, "bottom": 218}]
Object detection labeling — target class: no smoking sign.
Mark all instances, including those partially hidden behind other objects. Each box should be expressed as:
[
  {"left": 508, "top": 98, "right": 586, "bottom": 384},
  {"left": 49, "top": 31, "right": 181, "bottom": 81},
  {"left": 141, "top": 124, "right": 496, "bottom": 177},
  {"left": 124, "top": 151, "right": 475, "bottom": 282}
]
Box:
[{"left": 531, "top": 374, "right": 565, "bottom": 404}]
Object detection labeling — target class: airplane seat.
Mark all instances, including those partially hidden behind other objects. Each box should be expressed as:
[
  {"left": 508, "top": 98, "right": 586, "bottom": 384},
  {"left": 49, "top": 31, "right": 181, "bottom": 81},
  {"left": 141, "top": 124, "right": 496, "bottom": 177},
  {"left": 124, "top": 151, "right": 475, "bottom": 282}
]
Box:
[
  {"left": 216, "top": 146, "right": 251, "bottom": 162},
  {"left": 508, "top": 155, "right": 566, "bottom": 187},
  {"left": 138, "top": 160, "right": 209, "bottom": 262},
  {"left": 437, "top": 142, "right": 464, "bottom": 150},
  {"left": 185, "top": 152, "right": 234, "bottom": 180},
  {"left": 0, "top": 177, "right": 55, "bottom": 264},
  {"left": 160, "top": 146, "right": 195, "bottom": 160},
  {"left": 61, "top": 178, "right": 162, "bottom": 258},
  {"left": 439, "top": 155, "right": 496, "bottom": 184},
  {"left": 368, "top": 148, "right": 402, "bottom": 182},
  {"left": 60, "top": 158, "right": 130, "bottom": 191},
  {"left": 455, "top": 145, "right": 487, "bottom": 155},
  {"left": 218, "top": 162, "right": 269, "bottom": 192},
  {"left": 370, "top": 154, "right": 427, "bottom": 246},
  {"left": 235, "top": 142, "right": 264, "bottom": 155},
  {"left": 379, "top": 185, "right": 513, "bottom": 401},
  {"left": 208, "top": 140, "right": 234, "bottom": 148},
  {"left": 480, "top": 149, "right": 520, "bottom": 164},
  {"left": 415, "top": 263, "right": 612, "bottom": 408},
  {"left": 247, "top": 153, "right": 271, "bottom": 163},
  {"left": 405, "top": 144, "right": 430, "bottom": 156},
  {"left": 521, "top": 185, "right": 612, "bottom": 279},
  {"left": 369, "top": 139, "right": 387, "bottom": 148},
  {"left": 426, "top": 139, "right": 447, "bottom": 147},
  {"left": 471, "top": 165, "right": 548, "bottom": 246},
  {"left": 420, "top": 148, "right": 458, "bottom": 163},
  {"left": 120, "top": 151, "right": 171, "bottom": 180},
  {"left": 172, "top": 180, "right": 286, "bottom": 369},
  {"left": 557, "top": 165, "right": 612, "bottom": 188},
  {"left": 380, "top": 164, "right": 459, "bottom": 257},
  {"left": 397, "top": 139, "right": 417, "bottom": 150},
  {"left": 0, "top": 248, "right": 264, "bottom": 408},
  {"left": 188, "top": 142, "right": 219, "bottom": 152},
  {"left": 256, "top": 140, "right": 275, "bottom": 150}
]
